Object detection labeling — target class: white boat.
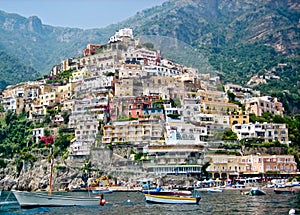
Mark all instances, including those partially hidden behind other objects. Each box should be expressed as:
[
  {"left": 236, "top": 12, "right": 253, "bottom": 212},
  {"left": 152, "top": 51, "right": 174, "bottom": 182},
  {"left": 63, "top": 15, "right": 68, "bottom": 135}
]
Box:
[
  {"left": 145, "top": 194, "right": 201, "bottom": 204},
  {"left": 91, "top": 188, "right": 113, "bottom": 194},
  {"left": 207, "top": 187, "right": 223, "bottom": 193},
  {"left": 142, "top": 187, "right": 192, "bottom": 196},
  {"left": 12, "top": 190, "right": 102, "bottom": 208}
]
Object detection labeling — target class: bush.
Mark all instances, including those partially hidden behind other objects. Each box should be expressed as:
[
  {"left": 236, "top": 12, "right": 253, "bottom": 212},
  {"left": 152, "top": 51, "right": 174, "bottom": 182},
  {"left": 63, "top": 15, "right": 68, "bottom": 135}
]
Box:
[{"left": 0, "top": 159, "right": 7, "bottom": 168}]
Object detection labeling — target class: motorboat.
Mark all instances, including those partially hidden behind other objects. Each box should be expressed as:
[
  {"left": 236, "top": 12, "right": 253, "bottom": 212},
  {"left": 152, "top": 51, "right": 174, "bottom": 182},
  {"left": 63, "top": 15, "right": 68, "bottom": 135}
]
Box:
[
  {"left": 145, "top": 192, "right": 201, "bottom": 204},
  {"left": 142, "top": 186, "right": 192, "bottom": 196}
]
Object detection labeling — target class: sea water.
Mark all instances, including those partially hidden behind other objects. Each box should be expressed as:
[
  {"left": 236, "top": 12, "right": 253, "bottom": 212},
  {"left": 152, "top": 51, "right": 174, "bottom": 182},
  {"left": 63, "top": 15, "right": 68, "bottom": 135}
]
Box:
[{"left": 0, "top": 189, "right": 299, "bottom": 215}]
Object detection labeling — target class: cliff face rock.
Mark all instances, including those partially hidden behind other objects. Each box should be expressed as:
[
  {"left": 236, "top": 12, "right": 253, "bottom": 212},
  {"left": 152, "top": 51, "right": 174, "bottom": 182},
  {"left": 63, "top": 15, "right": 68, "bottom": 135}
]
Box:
[
  {"left": 0, "top": 158, "right": 84, "bottom": 191},
  {"left": 243, "top": 147, "right": 288, "bottom": 156},
  {"left": 27, "top": 16, "right": 43, "bottom": 33}
]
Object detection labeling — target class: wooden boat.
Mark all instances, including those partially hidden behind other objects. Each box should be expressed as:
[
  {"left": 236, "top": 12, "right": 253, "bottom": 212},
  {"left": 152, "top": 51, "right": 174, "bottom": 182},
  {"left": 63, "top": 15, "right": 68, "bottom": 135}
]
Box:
[
  {"left": 142, "top": 187, "right": 192, "bottom": 196},
  {"left": 274, "top": 189, "right": 295, "bottom": 194},
  {"left": 12, "top": 190, "right": 102, "bottom": 208},
  {"left": 145, "top": 194, "right": 201, "bottom": 204}
]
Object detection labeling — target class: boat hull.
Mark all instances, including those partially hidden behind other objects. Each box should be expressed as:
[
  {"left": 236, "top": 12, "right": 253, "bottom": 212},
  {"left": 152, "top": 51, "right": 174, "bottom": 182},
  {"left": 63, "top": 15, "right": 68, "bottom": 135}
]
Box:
[
  {"left": 13, "top": 190, "right": 101, "bottom": 208},
  {"left": 274, "top": 189, "right": 294, "bottom": 194},
  {"left": 249, "top": 188, "right": 266, "bottom": 196},
  {"left": 145, "top": 194, "right": 201, "bottom": 204},
  {"left": 92, "top": 189, "right": 113, "bottom": 194},
  {"left": 142, "top": 189, "right": 192, "bottom": 196},
  {"left": 207, "top": 188, "right": 223, "bottom": 193}
]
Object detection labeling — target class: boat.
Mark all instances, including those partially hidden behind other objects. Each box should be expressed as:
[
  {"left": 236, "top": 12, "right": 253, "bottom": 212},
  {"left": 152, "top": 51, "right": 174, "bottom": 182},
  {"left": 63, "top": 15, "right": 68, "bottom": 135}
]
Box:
[
  {"left": 91, "top": 188, "right": 113, "bottom": 194},
  {"left": 274, "top": 188, "right": 295, "bottom": 194},
  {"left": 142, "top": 186, "right": 192, "bottom": 196},
  {"left": 145, "top": 194, "right": 201, "bottom": 204},
  {"left": 12, "top": 190, "right": 102, "bottom": 208},
  {"left": 13, "top": 146, "right": 107, "bottom": 208},
  {"left": 207, "top": 187, "right": 223, "bottom": 193},
  {"left": 246, "top": 187, "right": 266, "bottom": 196},
  {"left": 144, "top": 189, "right": 201, "bottom": 204}
]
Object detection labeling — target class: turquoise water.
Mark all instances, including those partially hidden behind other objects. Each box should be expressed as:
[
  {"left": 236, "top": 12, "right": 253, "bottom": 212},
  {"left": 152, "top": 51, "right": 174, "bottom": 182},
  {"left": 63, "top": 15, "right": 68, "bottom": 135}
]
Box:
[{"left": 0, "top": 189, "right": 299, "bottom": 214}]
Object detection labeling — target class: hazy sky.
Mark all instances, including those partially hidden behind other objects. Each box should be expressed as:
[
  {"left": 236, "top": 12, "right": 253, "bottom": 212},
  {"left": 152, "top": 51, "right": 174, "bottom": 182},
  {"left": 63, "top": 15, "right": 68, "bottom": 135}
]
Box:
[{"left": 0, "top": 0, "right": 166, "bottom": 29}]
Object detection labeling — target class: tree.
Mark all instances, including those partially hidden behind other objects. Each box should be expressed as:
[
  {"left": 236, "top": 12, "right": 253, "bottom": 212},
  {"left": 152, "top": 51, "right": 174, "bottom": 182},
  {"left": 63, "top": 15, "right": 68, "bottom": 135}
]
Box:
[
  {"left": 201, "top": 162, "right": 210, "bottom": 179},
  {"left": 222, "top": 129, "right": 238, "bottom": 141}
]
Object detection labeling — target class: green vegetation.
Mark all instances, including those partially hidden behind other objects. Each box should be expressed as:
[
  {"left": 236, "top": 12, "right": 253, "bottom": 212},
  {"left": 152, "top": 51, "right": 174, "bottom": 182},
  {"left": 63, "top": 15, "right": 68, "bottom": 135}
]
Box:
[
  {"left": 222, "top": 129, "right": 238, "bottom": 141},
  {"left": 0, "top": 108, "right": 74, "bottom": 160},
  {"left": 167, "top": 113, "right": 181, "bottom": 119},
  {"left": 134, "top": 152, "right": 147, "bottom": 161},
  {"left": 201, "top": 162, "right": 210, "bottom": 179},
  {"left": 46, "top": 69, "right": 73, "bottom": 85},
  {"left": 0, "top": 50, "right": 40, "bottom": 89},
  {"left": 142, "top": 43, "right": 156, "bottom": 51},
  {"left": 0, "top": 110, "right": 33, "bottom": 158},
  {"left": 0, "top": 159, "right": 7, "bottom": 168}
]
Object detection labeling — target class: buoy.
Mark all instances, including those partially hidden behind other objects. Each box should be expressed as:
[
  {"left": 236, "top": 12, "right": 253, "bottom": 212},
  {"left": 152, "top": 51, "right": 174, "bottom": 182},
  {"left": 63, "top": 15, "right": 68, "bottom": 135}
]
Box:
[
  {"left": 289, "top": 208, "right": 295, "bottom": 214},
  {"left": 100, "top": 194, "right": 106, "bottom": 206},
  {"left": 100, "top": 199, "right": 106, "bottom": 206}
]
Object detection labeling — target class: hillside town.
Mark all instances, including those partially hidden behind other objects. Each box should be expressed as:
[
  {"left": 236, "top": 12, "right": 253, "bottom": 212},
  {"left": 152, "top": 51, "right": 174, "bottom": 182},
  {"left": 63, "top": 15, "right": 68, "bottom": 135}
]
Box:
[{"left": 0, "top": 28, "right": 298, "bottom": 189}]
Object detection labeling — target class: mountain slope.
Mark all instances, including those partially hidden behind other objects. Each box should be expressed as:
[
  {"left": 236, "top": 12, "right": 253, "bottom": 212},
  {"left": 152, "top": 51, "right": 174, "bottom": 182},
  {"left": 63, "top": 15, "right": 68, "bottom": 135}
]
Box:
[
  {"left": 0, "top": 49, "right": 39, "bottom": 89},
  {"left": 0, "top": 10, "right": 114, "bottom": 74},
  {"left": 0, "top": 0, "right": 299, "bottom": 112}
]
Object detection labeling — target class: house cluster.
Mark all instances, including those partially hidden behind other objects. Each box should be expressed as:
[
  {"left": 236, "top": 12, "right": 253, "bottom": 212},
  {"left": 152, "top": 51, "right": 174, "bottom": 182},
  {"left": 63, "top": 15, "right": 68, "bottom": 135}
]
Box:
[{"left": 0, "top": 28, "right": 297, "bottom": 179}]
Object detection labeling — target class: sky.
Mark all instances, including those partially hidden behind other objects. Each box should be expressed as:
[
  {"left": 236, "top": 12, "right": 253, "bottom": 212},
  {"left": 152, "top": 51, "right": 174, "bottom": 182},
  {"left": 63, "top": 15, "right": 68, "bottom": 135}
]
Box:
[{"left": 0, "top": 0, "right": 166, "bottom": 29}]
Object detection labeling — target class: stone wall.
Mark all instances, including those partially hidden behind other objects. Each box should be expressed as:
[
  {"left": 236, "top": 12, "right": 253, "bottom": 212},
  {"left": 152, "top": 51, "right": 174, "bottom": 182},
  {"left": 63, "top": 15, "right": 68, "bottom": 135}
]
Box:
[{"left": 243, "top": 147, "right": 288, "bottom": 155}]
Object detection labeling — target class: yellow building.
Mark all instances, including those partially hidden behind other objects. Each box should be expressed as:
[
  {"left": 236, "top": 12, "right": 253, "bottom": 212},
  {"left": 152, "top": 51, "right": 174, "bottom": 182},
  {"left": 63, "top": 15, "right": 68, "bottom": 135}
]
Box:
[
  {"left": 200, "top": 101, "right": 240, "bottom": 115},
  {"left": 228, "top": 110, "right": 249, "bottom": 127},
  {"left": 205, "top": 154, "right": 298, "bottom": 179},
  {"left": 69, "top": 68, "right": 90, "bottom": 82},
  {"left": 102, "top": 120, "right": 163, "bottom": 145},
  {"left": 53, "top": 82, "right": 77, "bottom": 102},
  {"left": 205, "top": 154, "right": 246, "bottom": 179}
]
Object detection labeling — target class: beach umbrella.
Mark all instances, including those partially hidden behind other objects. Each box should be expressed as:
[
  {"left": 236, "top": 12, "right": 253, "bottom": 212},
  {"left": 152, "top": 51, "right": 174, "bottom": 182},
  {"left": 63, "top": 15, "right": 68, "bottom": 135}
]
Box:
[{"left": 215, "top": 178, "right": 221, "bottom": 183}]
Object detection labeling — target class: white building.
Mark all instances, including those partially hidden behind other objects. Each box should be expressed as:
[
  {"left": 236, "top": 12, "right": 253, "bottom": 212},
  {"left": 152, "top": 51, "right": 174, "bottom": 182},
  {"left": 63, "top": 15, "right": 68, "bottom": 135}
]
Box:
[
  {"left": 32, "top": 127, "right": 44, "bottom": 143},
  {"left": 109, "top": 28, "right": 133, "bottom": 43},
  {"left": 232, "top": 122, "right": 289, "bottom": 144}
]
